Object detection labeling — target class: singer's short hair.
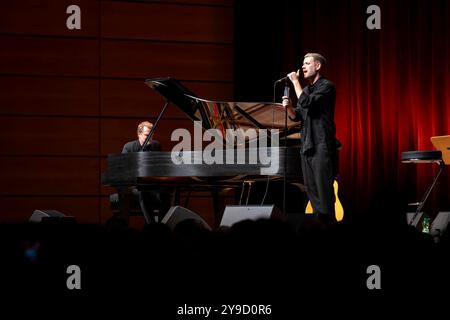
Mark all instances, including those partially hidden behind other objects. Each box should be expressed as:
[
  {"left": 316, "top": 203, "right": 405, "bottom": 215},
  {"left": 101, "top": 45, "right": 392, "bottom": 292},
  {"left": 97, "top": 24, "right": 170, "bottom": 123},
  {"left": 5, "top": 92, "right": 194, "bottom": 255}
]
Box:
[
  {"left": 137, "top": 121, "right": 153, "bottom": 135},
  {"left": 304, "top": 53, "right": 327, "bottom": 67}
]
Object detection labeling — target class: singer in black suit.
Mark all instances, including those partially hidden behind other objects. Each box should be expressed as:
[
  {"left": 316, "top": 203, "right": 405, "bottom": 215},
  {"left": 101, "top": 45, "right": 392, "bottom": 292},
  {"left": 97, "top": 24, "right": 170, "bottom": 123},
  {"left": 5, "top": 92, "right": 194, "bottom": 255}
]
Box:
[
  {"left": 282, "top": 53, "right": 338, "bottom": 224},
  {"left": 121, "top": 121, "right": 164, "bottom": 224}
]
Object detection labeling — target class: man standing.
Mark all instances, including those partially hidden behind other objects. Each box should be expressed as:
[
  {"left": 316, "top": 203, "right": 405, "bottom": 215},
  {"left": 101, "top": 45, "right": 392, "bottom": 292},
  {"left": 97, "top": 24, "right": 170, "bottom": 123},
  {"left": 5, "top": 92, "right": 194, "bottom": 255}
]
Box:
[{"left": 282, "top": 53, "right": 338, "bottom": 224}]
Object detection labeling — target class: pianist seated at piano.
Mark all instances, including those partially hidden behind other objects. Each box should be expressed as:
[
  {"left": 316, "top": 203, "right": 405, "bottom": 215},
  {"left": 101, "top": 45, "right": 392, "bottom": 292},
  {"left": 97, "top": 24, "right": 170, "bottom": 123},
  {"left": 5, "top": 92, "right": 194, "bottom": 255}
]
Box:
[
  {"left": 103, "top": 77, "right": 307, "bottom": 227},
  {"left": 122, "top": 121, "right": 161, "bottom": 153},
  {"left": 121, "top": 121, "right": 164, "bottom": 224}
]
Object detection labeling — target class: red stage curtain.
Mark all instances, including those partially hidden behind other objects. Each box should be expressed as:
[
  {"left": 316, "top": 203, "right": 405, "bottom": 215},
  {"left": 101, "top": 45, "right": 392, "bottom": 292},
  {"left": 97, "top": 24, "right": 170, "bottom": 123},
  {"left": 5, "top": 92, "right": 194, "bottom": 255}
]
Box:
[{"left": 280, "top": 0, "right": 450, "bottom": 217}]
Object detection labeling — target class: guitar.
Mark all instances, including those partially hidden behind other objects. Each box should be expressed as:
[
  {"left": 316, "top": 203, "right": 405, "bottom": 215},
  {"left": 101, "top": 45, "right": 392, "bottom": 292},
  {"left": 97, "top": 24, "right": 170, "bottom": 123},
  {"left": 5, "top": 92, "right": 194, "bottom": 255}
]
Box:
[{"left": 305, "top": 180, "right": 344, "bottom": 222}]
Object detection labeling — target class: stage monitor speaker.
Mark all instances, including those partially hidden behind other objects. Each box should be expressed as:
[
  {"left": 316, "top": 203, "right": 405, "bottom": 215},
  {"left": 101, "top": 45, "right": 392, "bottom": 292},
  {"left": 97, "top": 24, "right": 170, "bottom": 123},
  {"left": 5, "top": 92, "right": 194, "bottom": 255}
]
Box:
[
  {"left": 29, "top": 209, "right": 75, "bottom": 223},
  {"left": 431, "top": 211, "right": 450, "bottom": 238},
  {"left": 406, "top": 212, "right": 424, "bottom": 227},
  {"left": 161, "top": 206, "right": 211, "bottom": 231},
  {"left": 220, "top": 205, "right": 284, "bottom": 227}
]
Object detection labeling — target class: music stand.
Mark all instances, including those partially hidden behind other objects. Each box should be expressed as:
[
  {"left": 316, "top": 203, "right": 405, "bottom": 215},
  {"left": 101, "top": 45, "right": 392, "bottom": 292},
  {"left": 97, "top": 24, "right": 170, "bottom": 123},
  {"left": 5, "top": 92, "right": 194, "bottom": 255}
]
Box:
[
  {"left": 401, "top": 135, "right": 450, "bottom": 227},
  {"left": 402, "top": 154, "right": 445, "bottom": 229}
]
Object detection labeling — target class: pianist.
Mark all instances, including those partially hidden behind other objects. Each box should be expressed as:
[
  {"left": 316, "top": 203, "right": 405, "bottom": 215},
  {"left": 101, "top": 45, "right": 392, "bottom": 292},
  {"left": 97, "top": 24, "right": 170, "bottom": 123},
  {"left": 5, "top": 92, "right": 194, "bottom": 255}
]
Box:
[
  {"left": 122, "top": 121, "right": 161, "bottom": 153},
  {"left": 122, "top": 121, "right": 162, "bottom": 224}
]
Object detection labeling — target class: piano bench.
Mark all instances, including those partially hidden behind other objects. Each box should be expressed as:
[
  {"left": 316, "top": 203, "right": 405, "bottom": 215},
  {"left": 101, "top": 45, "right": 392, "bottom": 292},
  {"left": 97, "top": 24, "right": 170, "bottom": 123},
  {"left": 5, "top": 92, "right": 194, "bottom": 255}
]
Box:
[
  {"left": 109, "top": 191, "right": 165, "bottom": 225},
  {"left": 109, "top": 192, "right": 143, "bottom": 216}
]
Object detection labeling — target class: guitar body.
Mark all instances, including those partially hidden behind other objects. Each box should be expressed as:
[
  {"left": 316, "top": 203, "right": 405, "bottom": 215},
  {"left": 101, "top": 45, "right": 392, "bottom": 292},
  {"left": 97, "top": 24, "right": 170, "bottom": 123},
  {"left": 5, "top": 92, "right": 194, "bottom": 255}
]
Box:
[{"left": 305, "top": 180, "right": 344, "bottom": 222}]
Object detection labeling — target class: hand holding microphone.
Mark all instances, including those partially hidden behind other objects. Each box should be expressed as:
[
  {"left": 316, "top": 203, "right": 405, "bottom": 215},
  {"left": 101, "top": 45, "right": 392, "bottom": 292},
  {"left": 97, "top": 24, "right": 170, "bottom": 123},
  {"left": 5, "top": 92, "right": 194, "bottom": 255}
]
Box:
[
  {"left": 275, "top": 70, "right": 300, "bottom": 83},
  {"left": 282, "top": 94, "right": 297, "bottom": 120},
  {"left": 287, "top": 70, "right": 300, "bottom": 82},
  {"left": 273, "top": 69, "right": 301, "bottom": 104},
  {"left": 281, "top": 82, "right": 297, "bottom": 120},
  {"left": 286, "top": 69, "right": 303, "bottom": 100},
  {"left": 282, "top": 83, "right": 290, "bottom": 106}
]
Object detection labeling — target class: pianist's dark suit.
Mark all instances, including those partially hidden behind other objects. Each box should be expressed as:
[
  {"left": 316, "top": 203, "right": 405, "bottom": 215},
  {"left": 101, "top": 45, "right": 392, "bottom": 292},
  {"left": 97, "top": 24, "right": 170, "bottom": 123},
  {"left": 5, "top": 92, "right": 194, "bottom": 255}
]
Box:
[
  {"left": 122, "top": 139, "right": 163, "bottom": 224},
  {"left": 122, "top": 139, "right": 161, "bottom": 153}
]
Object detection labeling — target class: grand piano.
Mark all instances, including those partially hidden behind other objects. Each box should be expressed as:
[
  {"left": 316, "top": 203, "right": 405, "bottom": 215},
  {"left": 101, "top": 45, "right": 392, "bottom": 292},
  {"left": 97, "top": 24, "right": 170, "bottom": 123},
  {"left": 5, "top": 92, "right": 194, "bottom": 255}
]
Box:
[{"left": 102, "top": 77, "right": 304, "bottom": 225}]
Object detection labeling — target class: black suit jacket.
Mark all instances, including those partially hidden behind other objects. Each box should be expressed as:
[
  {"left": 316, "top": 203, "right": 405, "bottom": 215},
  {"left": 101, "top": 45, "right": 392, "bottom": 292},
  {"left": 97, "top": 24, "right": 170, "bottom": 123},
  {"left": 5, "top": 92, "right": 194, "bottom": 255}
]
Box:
[
  {"left": 293, "top": 76, "right": 337, "bottom": 155},
  {"left": 121, "top": 139, "right": 161, "bottom": 153}
]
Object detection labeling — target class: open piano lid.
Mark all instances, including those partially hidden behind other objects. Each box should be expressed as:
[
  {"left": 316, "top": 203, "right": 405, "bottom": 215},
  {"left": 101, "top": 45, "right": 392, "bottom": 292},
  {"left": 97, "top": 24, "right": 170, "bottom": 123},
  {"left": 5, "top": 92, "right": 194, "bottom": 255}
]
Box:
[{"left": 145, "top": 77, "right": 301, "bottom": 137}]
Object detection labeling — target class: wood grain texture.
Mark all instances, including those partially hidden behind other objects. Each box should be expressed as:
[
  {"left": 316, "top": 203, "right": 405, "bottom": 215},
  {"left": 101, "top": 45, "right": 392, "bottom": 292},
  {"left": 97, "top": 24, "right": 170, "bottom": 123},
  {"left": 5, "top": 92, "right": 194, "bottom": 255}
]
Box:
[
  {"left": 0, "top": 0, "right": 235, "bottom": 224},
  {"left": 0, "top": 36, "right": 99, "bottom": 77},
  {"left": 101, "top": 79, "right": 234, "bottom": 117},
  {"left": 0, "top": 0, "right": 99, "bottom": 37},
  {"left": 0, "top": 157, "right": 100, "bottom": 195},
  {"left": 103, "top": 0, "right": 233, "bottom": 6},
  {"left": 0, "top": 116, "right": 100, "bottom": 156},
  {"left": 102, "top": 1, "right": 233, "bottom": 43},
  {"left": 101, "top": 40, "right": 233, "bottom": 80},
  {"left": 0, "top": 76, "right": 99, "bottom": 116}
]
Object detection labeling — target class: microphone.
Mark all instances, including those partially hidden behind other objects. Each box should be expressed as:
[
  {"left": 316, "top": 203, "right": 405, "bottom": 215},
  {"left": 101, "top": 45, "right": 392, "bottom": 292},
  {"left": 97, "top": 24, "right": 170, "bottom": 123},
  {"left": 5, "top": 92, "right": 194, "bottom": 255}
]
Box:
[
  {"left": 275, "top": 76, "right": 288, "bottom": 83},
  {"left": 283, "top": 84, "right": 290, "bottom": 98},
  {"left": 273, "top": 75, "right": 289, "bottom": 102}
]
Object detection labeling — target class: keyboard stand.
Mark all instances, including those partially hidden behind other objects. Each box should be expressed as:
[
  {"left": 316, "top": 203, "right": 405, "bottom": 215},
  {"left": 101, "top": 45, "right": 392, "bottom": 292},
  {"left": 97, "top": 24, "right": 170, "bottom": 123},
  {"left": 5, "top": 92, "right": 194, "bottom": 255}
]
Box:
[
  {"left": 402, "top": 135, "right": 450, "bottom": 227},
  {"left": 401, "top": 150, "right": 444, "bottom": 226}
]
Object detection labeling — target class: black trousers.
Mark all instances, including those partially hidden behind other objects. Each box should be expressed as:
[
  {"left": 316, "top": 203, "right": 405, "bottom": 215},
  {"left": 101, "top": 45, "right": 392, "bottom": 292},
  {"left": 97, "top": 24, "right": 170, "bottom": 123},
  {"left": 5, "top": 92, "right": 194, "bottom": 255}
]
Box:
[
  {"left": 139, "top": 189, "right": 173, "bottom": 224},
  {"left": 138, "top": 189, "right": 162, "bottom": 224},
  {"left": 301, "top": 143, "right": 337, "bottom": 215}
]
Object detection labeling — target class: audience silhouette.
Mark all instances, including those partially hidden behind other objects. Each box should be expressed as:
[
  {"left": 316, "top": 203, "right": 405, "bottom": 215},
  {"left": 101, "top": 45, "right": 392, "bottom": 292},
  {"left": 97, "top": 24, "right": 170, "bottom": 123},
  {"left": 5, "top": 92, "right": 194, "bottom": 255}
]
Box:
[{"left": 0, "top": 201, "right": 448, "bottom": 313}]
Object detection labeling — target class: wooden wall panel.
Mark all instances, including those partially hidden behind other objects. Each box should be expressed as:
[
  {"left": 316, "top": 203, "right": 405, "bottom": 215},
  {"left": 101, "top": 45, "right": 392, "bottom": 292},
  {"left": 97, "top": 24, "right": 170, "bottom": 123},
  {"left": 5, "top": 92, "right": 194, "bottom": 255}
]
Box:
[
  {"left": 0, "top": 157, "right": 99, "bottom": 195},
  {"left": 109, "top": 0, "right": 234, "bottom": 5},
  {"left": 101, "top": 118, "right": 194, "bottom": 156},
  {"left": 0, "top": 0, "right": 234, "bottom": 225},
  {"left": 100, "top": 79, "right": 234, "bottom": 117},
  {"left": 186, "top": 82, "right": 234, "bottom": 101},
  {"left": 0, "top": 117, "right": 99, "bottom": 156},
  {"left": 0, "top": 77, "right": 99, "bottom": 117},
  {"left": 101, "top": 79, "right": 187, "bottom": 118},
  {"left": 101, "top": 40, "right": 233, "bottom": 80},
  {"left": 0, "top": 0, "right": 99, "bottom": 37},
  {"left": 0, "top": 196, "right": 100, "bottom": 224},
  {"left": 0, "top": 36, "right": 99, "bottom": 77},
  {"left": 102, "top": 2, "right": 233, "bottom": 43}
]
